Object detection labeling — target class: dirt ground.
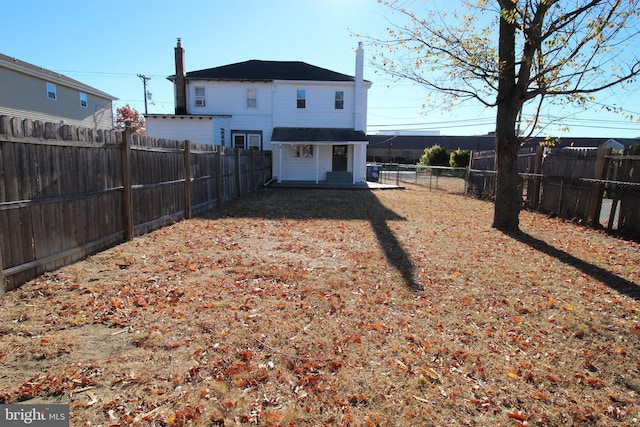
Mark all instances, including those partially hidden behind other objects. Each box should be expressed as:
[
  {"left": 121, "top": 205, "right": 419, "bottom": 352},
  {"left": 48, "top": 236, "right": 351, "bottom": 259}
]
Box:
[{"left": 1, "top": 184, "right": 638, "bottom": 426}]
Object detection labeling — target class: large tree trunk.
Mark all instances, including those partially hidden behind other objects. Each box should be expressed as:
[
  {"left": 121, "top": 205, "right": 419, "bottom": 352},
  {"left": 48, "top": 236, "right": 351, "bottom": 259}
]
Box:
[
  {"left": 493, "top": 1, "right": 522, "bottom": 233},
  {"left": 493, "top": 120, "right": 521, "bottom": 232}
]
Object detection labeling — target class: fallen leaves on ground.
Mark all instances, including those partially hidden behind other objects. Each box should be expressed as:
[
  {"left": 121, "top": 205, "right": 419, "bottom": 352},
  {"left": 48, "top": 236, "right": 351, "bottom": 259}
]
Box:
[{"left": 0, "top": 183, "right": 638, "bottom": 426}]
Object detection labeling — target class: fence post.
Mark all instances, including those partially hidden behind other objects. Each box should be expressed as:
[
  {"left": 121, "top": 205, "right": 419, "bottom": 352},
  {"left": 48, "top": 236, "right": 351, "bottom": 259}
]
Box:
[
  {"left": 250, "top": 149, "right": 256, "bottom": 189},
  {"left": 121, "top": 132, "right": 134, "bottom": 241},
  {"left": 235, "top": 147, "right": 241, "bottom": 197},
  {"left": 0, "top": 247, "right": 6, "bottom": 298},
  {"left": 530, "top": 146, "right": 543, "bottom": 209},
  {"left": 216, "top": 148, "right": 223, "bottom": 207},
  {"left": 587, "top": 144, "right": 610, "bottom": 227},
  {"left": 183, "top": 140, "right": 192, "bottom": 219}
]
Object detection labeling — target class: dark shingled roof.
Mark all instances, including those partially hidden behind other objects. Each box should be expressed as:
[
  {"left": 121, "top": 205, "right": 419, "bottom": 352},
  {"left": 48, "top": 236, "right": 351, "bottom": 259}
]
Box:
[
  {"left": 272, "top": 127, "right": 367, "bottom": 142},
  {"left": 179, "top": 60, "right": 364, "bottom": 82}
]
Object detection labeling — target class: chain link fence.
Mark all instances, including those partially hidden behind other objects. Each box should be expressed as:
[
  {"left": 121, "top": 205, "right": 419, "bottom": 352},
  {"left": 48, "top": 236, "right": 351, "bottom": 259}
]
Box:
[{"left": 377, "top": 164, "right": 468, "bottom": 193}]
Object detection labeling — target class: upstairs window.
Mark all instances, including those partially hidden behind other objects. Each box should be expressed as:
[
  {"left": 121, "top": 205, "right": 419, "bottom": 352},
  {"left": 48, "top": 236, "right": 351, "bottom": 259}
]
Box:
[
  {"left": 296, "top": 89, "right": 306, "bottom": 109},
  {"left": 46, "top": 82, "right": 57, "bottom": 100},
  {"left": 79, "top": 92, "right": 88, "bottom": 107},
  {"left": 335, "top": 91, "right": 344, "bottom": 109},
  {"left": 246, "top": 89, "right": 257, "bottom": 108},
  {"left": 194, "top": 87, "right": 205, "bottom": 107}
]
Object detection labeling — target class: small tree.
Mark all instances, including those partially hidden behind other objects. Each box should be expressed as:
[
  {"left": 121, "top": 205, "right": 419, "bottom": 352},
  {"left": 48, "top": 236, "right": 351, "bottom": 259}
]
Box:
[
  {"left": 115, "top": 104, "right": 145, "bottom": 135},
  {"left": 419, "top": 144, "right": 449, "bottom": 166},
  {"left": 449, "top": 148, "right": 470, "bottom": 168}
]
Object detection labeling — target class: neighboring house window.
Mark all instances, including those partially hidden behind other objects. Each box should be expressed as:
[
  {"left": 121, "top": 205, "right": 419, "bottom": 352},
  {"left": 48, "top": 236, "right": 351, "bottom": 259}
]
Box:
[
  {"left": 290, "top": 144, "right": 313, "bottom": 158},
  {"left": 248, "top": 134, "right": 261, "bottom": 150},
  {"left": 194, "top": 87, "right": 205, "bottom": 107},
  {"left": 46, "top": 82, "right": 57, "bottom": 100},
  {"left": 296, "top": 89, "right": 306, "bottom": 109},
  {"left": 221, "top": 128, "right": 226, "bottom": 147},
  {"left": 335, "top": 91, "right": 344, "bottom": 109},
  {"left": 79, "top": 92, "right": 88, "bottom": 107},
  {"left": 246, "top": 89, "right": 257, "bottom": 108}
]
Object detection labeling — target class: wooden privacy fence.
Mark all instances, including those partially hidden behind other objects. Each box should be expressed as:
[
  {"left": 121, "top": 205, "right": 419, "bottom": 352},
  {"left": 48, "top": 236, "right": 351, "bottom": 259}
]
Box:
[
  {"left": 0, "top": 116, "right": 272, "bottom": 294},
  {"left": 467, "top": 144, "right": 640, "bottom": 240}
]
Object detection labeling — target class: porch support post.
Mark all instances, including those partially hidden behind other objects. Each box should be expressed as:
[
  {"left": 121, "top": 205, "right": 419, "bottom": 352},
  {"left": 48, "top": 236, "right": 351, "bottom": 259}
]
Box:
[
  {"left": 352, "top": 144, "right": 356, "bottom": 184},
  {"left": 315, "top": 144, "right": 319, "bottom": 183},
  {"left": 277, "top": 144, "right": 282, "bottom": 183}
]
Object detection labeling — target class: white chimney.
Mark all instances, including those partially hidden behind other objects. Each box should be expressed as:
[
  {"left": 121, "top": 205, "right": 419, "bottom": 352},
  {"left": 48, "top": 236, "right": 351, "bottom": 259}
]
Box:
[{"left": 354, "top": 42, "right": 364, "bottom": 131}]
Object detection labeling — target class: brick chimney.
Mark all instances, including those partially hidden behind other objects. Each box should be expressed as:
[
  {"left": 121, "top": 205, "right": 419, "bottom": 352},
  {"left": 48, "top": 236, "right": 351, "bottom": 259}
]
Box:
[
  {"left": 174, "top": 38, "right": 187, "bottom": 115},
  {"left": 354, "top": 42, "right": 364, "bottom": 131}
]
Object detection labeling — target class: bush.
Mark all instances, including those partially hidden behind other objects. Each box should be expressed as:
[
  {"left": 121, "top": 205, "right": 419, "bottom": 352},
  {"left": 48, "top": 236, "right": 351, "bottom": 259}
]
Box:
[
  {"left": 419, "top": 145, "right": 449, "bottom": 167},
  {"left": 449, "top": 148, "right": 470, "bottom": 167}
]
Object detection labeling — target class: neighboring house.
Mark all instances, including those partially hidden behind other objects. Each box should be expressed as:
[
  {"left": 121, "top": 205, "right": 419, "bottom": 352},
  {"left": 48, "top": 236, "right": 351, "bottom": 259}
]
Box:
[
  {"left": 602, "top": 139, "right": 625, "bottom": 151},
  {"left": 367, "top": 134, "right": 640, "bottom": 163},
  {"left": 146, "top": 40, "right": 372, "bottom": 184},
  {"left": 0, "top": 53, "right": 117, "bottom": 130}
]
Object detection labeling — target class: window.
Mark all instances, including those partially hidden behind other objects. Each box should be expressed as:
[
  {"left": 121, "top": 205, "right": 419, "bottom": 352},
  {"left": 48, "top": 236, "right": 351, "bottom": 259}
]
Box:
[
  {"left": 335, "top": 91, "right": 344, "bottom": 109},
  {"left": 46, "top": 82, "right": 57, "bottom": 100},
  {"left": 220, "top": 128, "right": 226, "bottom": 147},
  {"left": 232, "top": 131, "right": 262, "bottom": 149},
  {"left": 289, "top": 144, "right": 313, "bottom": 158},
  {"left": 233, "top": 134, "right": 245, "bottom": 149},
  {"left": 246, "top": 89, "right": 257, "bottom": 108},
  {"left": 296, "top": 89, "right": 306, "bottom": 109},
  {"left": 79, "top": 92, "right": 88, "bottom": 107},
  {"left": 248, "top": 134, "right": 261, "bottom": 150},
  {"left": 195, "top": 87, "right": 205, "bottom": 107}
]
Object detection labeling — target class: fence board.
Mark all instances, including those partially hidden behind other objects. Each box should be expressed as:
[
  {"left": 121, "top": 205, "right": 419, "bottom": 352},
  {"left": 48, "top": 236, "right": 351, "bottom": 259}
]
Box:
[
  {"left": 616, "top": 145, "right": 640, "bottom": 239},
  {"left": 0, "top": 115, "right": 272, "bottom": 292},
  {"left": 468, "top": 144, "right": 640, "bottom": 240}
]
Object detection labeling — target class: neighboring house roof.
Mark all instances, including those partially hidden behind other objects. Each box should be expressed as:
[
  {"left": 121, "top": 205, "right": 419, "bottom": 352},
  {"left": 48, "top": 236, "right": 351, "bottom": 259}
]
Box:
[
  {"left": 0, "top": 52, "right": 117, "bottom": 100},
  {"left": 272, "top": 127, "right": 368, "bottom": 142},
  {"left": 603, "top": 139, "right": 625, "bottom": 150},
  {"left": 367, "top": 135, "right": 496, "bottom": 152},
  {"left": 368, "top": 134, "right": 640, "bottom": 151},
  {"left": 170, "top": 60, "right": 370, "bottom": 83}
]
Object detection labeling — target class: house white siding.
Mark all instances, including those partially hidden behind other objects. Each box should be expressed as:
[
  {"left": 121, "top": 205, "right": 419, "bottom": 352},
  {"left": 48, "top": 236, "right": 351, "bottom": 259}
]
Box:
[
  {"left": 183, "top": 81, "right": 275, "bottom": 149},
  {"left": 272, "top": 82, "right": 357, "bottom": 130},
  {"left": 146, "top": 115, "right": 215, "bottom": 145}
]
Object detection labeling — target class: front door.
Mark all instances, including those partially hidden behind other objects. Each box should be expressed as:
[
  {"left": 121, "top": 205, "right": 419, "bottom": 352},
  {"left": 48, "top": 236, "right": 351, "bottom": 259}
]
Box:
[{"left": 332, "top": 145, "right": 348, "bottom": 171}]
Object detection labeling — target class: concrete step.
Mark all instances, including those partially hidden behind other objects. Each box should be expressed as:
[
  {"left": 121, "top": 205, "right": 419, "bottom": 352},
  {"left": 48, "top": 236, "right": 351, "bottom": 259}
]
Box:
[{"left": 326, "top": 171, "right": 353, "bottom": 183}]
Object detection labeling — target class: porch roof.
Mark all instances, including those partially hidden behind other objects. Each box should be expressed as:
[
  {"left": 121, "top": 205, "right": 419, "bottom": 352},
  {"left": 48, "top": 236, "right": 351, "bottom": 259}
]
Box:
[{"left": 271, "top": 127, "right": 367, "bottom": 143}]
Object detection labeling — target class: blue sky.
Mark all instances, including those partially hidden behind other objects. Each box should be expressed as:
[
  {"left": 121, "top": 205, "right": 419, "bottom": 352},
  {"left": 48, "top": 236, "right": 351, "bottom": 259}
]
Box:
[{"left": 2, "top": 0, "right": 639, "bottom": 139}]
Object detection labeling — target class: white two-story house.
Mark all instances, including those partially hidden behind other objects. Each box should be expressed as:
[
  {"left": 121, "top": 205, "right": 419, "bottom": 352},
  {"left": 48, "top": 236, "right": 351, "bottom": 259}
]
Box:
[{"left": 146, "top": 40, "right": 372, "bottom": 184}]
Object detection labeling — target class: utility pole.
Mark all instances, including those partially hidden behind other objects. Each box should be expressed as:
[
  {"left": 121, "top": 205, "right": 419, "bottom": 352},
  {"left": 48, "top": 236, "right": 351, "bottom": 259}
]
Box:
[{"left": 137, "top": 74, "right": 151, "bottom": 114}]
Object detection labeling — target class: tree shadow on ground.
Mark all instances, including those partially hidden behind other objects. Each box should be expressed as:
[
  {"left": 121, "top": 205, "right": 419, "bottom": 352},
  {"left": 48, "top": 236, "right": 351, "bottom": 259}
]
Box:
[
  {"left": 506, "top": 231, "right": 640, "bottom": 301},
  {"left": 204, "top": 188, "right": 421, "bottom": 291}
]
